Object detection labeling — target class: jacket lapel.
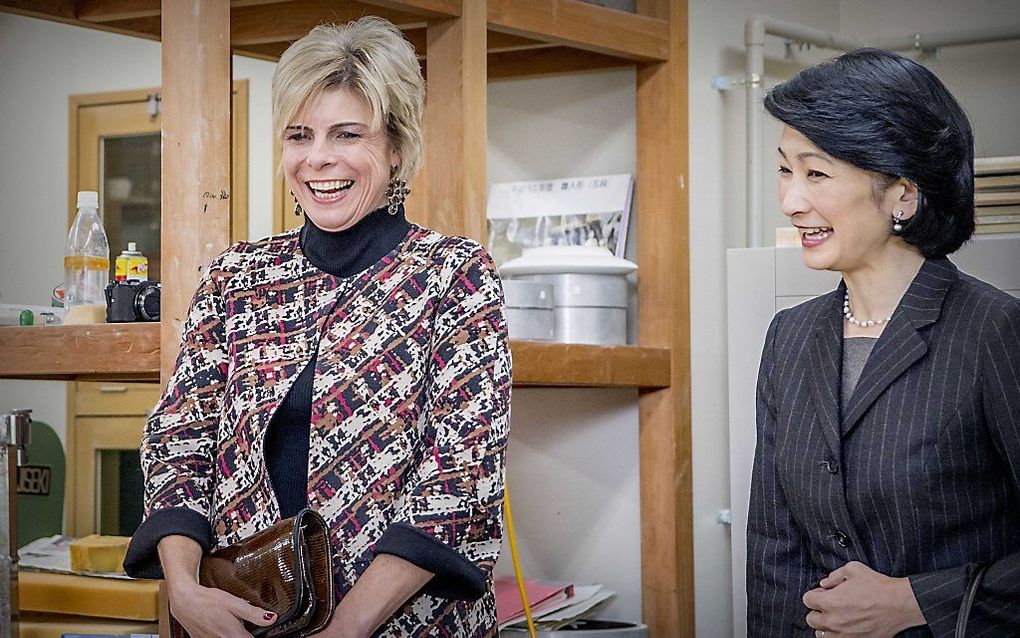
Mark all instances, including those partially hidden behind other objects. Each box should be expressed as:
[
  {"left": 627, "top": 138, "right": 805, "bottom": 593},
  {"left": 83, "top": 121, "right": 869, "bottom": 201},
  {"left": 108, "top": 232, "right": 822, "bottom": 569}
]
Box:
[
  {"left": 841, "top": 259, "right": 956, "bottom": 436},
  {"left": 807, "top": 286, "right": 845, "bottom": 461}
]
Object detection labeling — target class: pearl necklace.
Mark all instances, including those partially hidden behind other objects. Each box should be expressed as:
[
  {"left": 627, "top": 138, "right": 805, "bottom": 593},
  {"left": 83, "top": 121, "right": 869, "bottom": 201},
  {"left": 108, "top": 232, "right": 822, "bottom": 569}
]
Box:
[{"left": 843, "top": 292, "right": 893, "bottom": 328}]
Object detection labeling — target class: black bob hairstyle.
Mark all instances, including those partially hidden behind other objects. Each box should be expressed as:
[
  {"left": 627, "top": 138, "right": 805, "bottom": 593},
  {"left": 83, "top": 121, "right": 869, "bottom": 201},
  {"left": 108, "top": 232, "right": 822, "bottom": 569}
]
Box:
[{"left": 764, "top": 48, "right": 975, "bottom": 259}]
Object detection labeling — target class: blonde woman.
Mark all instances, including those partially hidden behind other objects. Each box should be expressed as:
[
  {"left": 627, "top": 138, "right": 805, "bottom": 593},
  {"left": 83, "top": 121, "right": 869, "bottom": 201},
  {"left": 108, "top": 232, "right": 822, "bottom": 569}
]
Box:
[{"left": 125, "top": 17, "right": 511, "bottom": 638}]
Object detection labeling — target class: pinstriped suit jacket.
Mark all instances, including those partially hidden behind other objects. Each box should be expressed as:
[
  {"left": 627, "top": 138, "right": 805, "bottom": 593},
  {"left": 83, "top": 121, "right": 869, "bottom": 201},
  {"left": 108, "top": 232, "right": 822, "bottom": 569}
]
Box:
[{"left": 747, "top": 258, "right": 1020, "bottom": 637}]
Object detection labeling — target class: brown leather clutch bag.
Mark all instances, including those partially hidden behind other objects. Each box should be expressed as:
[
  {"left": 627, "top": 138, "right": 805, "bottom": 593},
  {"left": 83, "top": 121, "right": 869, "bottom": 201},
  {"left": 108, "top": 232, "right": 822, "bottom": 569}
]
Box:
[{"left": 171, "top": 508, "right": 335, "bottom": 638}]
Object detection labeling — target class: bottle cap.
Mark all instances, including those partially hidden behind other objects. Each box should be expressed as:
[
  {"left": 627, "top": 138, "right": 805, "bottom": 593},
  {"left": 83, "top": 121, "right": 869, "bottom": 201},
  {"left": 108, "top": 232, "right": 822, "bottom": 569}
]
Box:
[
  {"left": 77, "top": 191, "right": 99, "bottom": 209},
  {"left": 127, "top": 241, "right": 137, "bottom": 251}
]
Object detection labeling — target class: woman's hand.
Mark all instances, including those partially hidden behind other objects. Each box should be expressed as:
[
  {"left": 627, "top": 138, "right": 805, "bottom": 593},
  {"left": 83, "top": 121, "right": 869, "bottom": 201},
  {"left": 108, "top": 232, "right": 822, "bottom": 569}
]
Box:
[
  {"left": 802, "top": 561, "right": 925, "bottom": 637},
  {"left": 158, "top": 534, "right": 276, "bottom": 638},
  {"left": 167, "top": 579, "right": 277, "bottom": 638},
  {"left": 317, "top": 554, "right": 433, "bottom": 638}
]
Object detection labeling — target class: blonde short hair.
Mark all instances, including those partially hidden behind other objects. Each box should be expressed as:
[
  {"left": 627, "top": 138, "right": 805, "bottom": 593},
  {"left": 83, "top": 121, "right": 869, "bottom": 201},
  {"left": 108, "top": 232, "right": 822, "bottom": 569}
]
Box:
[{"left": 272, "top": 17, "right": 425, "bottom": 182}]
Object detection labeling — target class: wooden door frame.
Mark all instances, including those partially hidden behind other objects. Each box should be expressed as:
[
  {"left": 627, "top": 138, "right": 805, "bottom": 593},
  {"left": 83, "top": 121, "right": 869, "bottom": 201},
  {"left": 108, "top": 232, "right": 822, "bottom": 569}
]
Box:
[{"left": 68, "top": 81, "right": 249, "bottom": 241}]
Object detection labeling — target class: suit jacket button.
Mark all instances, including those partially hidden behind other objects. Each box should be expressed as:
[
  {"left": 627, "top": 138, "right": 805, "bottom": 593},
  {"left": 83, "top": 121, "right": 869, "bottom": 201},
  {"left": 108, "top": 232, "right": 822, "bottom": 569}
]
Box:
[
  {"left": 818, "top": 459, "right": 839, "bottom": 474},
  {"left": 832, "top": 531, "right": 851, "bottom": 547}
]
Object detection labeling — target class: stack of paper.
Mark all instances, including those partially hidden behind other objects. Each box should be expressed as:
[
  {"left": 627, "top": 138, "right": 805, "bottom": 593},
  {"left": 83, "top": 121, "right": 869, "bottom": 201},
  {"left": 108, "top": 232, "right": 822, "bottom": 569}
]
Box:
[
  {"left": 974, "top": 156, "right": 1020, "bottom": 234},
  {"left": 495, "top": 576, "right": 615, "bottom": 631}
]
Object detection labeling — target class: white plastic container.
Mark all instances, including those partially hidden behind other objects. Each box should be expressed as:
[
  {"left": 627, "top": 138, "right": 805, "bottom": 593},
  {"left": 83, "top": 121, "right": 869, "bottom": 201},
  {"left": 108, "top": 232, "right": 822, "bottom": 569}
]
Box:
[
  {"left": 64, "top": 191, "right": 110, "bottom": 324},
  {"left": 500, "top": 246, "right": 636, "bottom": 345}
]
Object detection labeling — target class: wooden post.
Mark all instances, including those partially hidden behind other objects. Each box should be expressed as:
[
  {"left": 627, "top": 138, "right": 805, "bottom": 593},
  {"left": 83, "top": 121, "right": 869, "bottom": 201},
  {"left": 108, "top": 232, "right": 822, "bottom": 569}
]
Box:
[
  {"left": 635, "top": 0, "right": 693, "bottom": 636},
  {"left": 419, "top": 0, "right": 487, "bottom": 242},
  {"left": 160, "top": 0, "right": 232, "bottom": 383}
]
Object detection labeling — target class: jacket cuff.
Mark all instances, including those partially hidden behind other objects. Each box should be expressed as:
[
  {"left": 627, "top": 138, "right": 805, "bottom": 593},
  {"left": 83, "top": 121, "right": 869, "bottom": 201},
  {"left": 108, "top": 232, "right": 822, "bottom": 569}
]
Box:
[
  {"left": 908, "top": 564, "right": 971, "bottom": 637},
  {"left": 123, "top": 507, "right": 214, "bottom": 579},
  {"left": 374, "top": 522, "right": 487, "bottom": 601}
]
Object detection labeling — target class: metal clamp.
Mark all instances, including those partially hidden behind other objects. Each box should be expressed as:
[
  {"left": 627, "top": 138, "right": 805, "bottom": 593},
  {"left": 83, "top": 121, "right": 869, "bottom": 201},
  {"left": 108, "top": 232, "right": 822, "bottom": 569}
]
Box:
[{"left": 711, "top": 74, "right": 761, "bottom": 91}]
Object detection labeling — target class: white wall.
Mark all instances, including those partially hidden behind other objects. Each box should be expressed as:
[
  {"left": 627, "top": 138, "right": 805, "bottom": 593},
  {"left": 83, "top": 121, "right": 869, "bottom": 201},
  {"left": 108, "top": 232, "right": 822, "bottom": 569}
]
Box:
[{"left": 691, "top": 1, "right": 1020, "bottom": 635}]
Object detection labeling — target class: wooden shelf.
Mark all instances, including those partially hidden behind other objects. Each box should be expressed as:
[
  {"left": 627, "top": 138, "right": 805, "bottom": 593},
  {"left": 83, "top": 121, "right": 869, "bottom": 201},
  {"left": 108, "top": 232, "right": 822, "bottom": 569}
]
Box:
[
  {"left": 0, "top": 324, "right": 668, "bottom": 388},
  {"left": 512, "top": 341, "right": 669, "bottom": 388},
  {"left": 0, "top": 0, "right": 667, "bottom": 76},
  {"left": 0, "top": 323, "right": 160, "bottom": 381}
]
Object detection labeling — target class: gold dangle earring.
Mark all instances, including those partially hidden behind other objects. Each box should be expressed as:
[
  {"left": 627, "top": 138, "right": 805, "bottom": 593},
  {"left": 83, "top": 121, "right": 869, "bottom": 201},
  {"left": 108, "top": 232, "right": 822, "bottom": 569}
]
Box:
[
  {"left": 385, "top": 166, "right": 410, "bottom": 215},
  {"left": 291, "top": 191, "right": 303, "bottom": 217}
]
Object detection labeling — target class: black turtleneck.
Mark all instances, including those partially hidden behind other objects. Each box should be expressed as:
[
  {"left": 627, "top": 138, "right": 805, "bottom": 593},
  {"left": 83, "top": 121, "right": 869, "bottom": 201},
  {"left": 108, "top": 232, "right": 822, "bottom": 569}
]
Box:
[{"left": 266, "top": 204, "right": 411, "bottom": 517}]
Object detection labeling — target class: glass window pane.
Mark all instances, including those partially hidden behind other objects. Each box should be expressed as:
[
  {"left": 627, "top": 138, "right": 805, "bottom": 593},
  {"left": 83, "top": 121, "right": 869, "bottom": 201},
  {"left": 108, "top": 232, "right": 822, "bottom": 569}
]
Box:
[
  {"left": 101, "top": 134, "right": 161, "bottom": 281},
  {"left": 97, "top": 449, "right": 144, "bottom": 537}
]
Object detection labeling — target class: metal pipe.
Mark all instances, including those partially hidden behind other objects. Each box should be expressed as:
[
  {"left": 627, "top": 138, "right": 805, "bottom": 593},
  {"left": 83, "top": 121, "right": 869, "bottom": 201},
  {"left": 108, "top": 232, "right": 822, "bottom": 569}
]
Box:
[
  {"left": 0, "top": 438, "right": 10, "bottom": 638},
  {"left": 756, "top": 15, "right": 862, "bottom": 51},
  {"left": 0, "top": 409, "right": 30, "bottom": 638},
  {"left": 873, "top": 23, "right": 1020, "bottom": 51},
  {"left": 745, "top": 16, "right": 766, "bottom": 247}
]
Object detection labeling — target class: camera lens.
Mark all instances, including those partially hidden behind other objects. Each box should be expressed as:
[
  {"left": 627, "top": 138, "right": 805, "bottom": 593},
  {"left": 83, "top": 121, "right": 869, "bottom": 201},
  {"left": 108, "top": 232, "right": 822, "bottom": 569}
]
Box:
[{"left": 135, "top": 282, "right": 161, "bottom": 321}]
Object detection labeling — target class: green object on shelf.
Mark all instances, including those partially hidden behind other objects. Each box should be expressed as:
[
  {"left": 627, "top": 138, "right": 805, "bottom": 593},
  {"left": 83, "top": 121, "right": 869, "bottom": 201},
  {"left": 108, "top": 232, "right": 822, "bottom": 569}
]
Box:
[
  {"left": 16, "top": 419, "right": 66, "bottom": 546},
  {"left": 19, "top": 309, "right": 34, "bottom": 326}
]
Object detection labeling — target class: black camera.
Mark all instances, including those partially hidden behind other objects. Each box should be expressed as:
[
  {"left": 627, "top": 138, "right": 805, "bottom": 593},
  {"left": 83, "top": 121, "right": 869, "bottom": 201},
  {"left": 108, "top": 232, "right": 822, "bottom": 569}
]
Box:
[{"left": 105, "top": 280, "right": 161, "bottom": 322}]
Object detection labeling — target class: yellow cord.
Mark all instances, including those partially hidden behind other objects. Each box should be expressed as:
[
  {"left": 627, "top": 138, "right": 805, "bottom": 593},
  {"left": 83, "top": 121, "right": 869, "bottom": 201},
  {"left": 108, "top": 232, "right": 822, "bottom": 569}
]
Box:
[{"left": 504, "top": 487, "right": 538, "bottom": 638}]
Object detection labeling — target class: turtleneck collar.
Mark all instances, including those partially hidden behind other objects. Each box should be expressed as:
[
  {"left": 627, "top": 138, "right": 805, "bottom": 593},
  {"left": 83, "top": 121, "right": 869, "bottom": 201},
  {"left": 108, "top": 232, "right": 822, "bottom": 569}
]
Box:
[{"left": 299, "top": 204, "right": 412, "bottom": 278}]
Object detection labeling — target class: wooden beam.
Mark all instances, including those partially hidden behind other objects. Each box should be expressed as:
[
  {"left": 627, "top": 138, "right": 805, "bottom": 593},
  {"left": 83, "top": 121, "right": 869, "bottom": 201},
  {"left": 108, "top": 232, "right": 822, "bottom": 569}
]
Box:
[
  {"left": 74, "top": 0, "right": 292, "bottom": 22},
  {"left": 635, "top": 0, "right": 692, "bottom": 636},
  {"left": 160, "top": 0, "right": 232, "bottom": 383},
  {"left": 232, "top": 42, "right": 292, "bottom": 61},
  {"left": 75, "top": 0, "right": 158, "bottom": 22},
  {"left": 487, "top": 0, "right": 669, "bottom": 62},
  {"left": 2, "top": 0, "right": 160, "bottom": 41},
  {"left": 99, "top": 14, "right": 160, "bottom": 39},
  {"left": 488, "top": 46, "right": 628, "bottom": 81},
  {"left": 230, "top": 0, "right": 424, "bottom": 46},
  {"left": 419, "top": 1, "right": 487, "bottom": 241},
  {"left": 486, "top": 29, "right": 549, "bottom": 52},
  {"left": 230, "top": 27, "right": 549, "bottom": 63},
  {"left": 0, "top": 0, "right": 75, "bottom": 21},
  {"left": 359, "top": 0, "right": 460, "bottom": 18}
]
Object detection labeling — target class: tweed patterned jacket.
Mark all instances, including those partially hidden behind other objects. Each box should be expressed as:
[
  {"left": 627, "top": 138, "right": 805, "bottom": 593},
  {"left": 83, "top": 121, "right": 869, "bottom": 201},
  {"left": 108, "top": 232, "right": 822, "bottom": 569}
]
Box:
[{"left": 140, "top": 226, "right": 511, "bottom": 637}]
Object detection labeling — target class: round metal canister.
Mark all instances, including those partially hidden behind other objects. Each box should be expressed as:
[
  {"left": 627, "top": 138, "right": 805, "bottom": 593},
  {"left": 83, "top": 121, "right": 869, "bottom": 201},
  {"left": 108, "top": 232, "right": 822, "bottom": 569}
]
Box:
[
  {"left": 502, "top": 620, "right": 648, "bottom": 637},
  {"left": 502, "top": 280, "right": 555, "bottom": 341},
  {"left": 553, "top": 306, "right": 627, "bottom": 344},
  {"left": 518, "top": 273, "right": 626, "bottom": 308},
  {"left": 518, "top": 273, "right": 627, "bottom": 345}
]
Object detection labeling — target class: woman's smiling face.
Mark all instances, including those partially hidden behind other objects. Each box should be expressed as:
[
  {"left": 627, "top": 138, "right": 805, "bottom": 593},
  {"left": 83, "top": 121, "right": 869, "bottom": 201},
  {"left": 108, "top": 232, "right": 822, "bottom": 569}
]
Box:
[
  {"left": 777, "top": 126, "right": 914, "bottom": 273},
  {"left": 283, "top": 87, "right": 398, "bottom": 232}
]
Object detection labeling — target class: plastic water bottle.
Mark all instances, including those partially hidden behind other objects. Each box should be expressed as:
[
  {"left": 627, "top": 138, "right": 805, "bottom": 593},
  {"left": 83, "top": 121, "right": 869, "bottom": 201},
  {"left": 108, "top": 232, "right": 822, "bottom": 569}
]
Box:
[{"left": 64, "top": 191, "right": 110, "bottom": 324}]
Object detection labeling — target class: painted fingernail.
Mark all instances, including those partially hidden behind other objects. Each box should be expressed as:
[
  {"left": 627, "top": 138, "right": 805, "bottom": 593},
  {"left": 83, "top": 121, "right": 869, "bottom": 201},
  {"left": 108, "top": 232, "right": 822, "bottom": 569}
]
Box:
[{"left": 264, "top": 612, "right": 275, "bottom": 621}]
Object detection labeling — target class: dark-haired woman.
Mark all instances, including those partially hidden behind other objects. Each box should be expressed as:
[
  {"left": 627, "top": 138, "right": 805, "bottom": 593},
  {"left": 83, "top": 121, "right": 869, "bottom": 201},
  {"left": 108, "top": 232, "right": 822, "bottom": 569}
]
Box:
[{"left": 747, "top": 49, "right": 1020, "bottom": 637}]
